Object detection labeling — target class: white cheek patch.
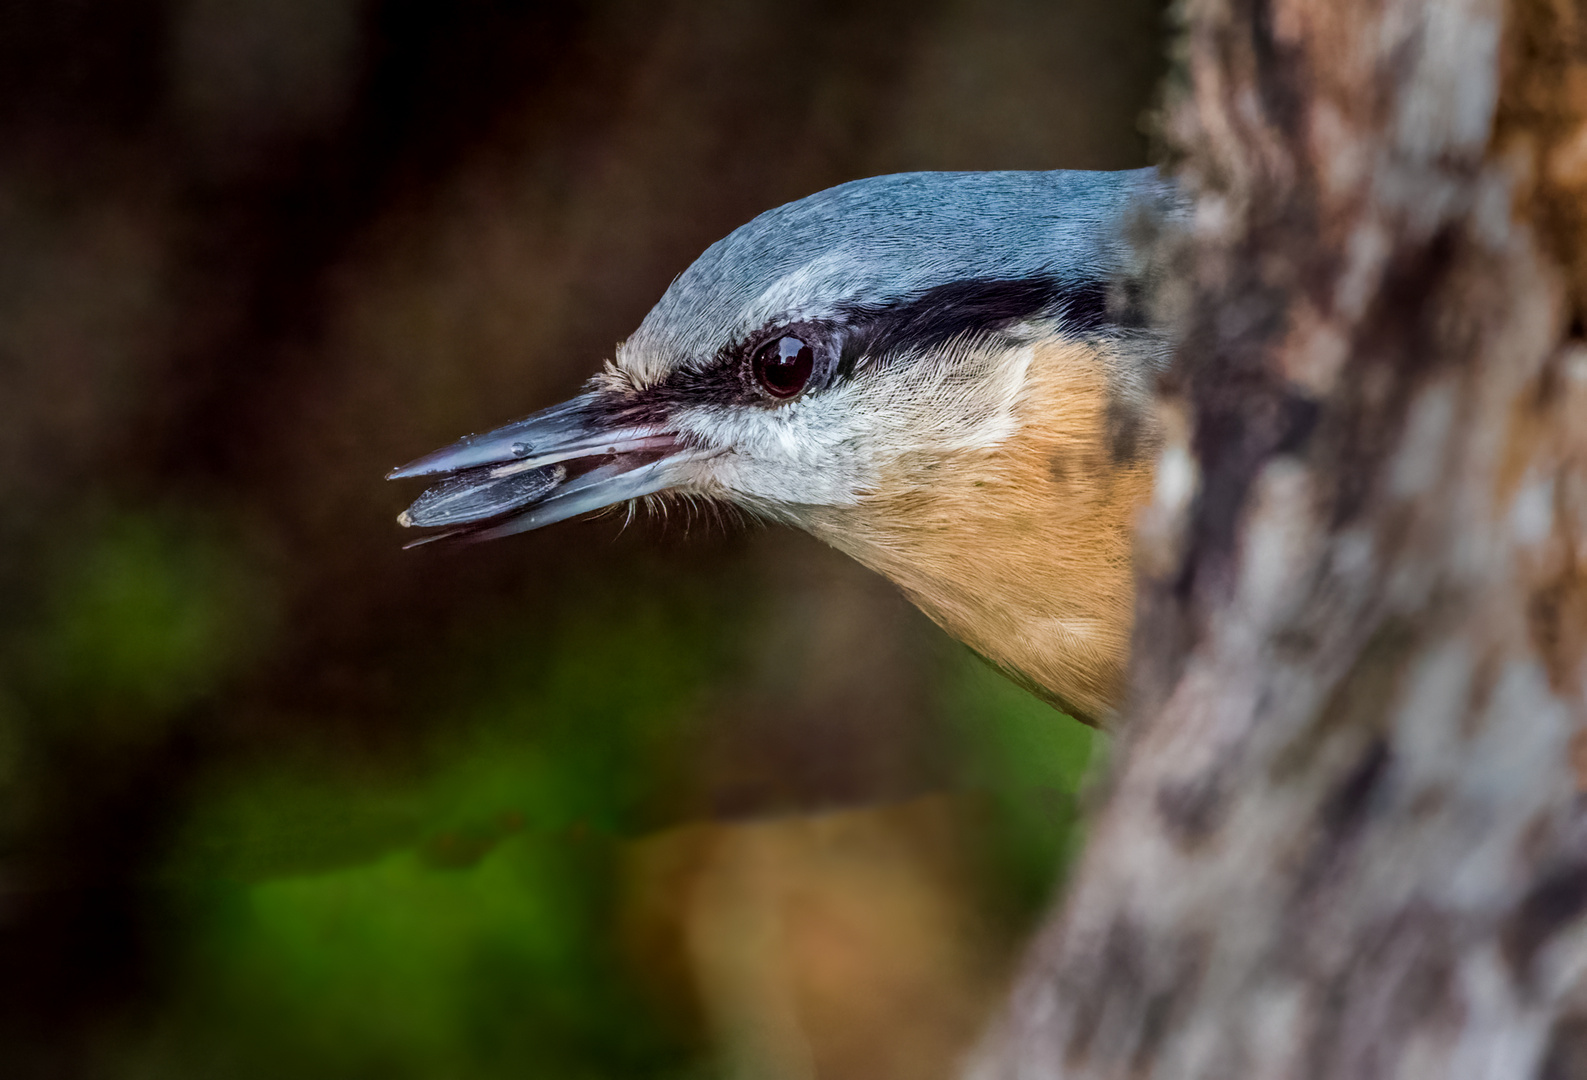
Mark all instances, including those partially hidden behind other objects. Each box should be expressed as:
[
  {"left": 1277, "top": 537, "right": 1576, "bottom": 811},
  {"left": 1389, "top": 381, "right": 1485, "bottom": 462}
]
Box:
[
  {"left": 671, "top": 386, "right": 878, "bottom": 506},
  {"left": 877, "top": 340, "right": 1034, "bottom": 456},
  {"left": 669, "top": 338, "right": 1037, "bottom": 510}
]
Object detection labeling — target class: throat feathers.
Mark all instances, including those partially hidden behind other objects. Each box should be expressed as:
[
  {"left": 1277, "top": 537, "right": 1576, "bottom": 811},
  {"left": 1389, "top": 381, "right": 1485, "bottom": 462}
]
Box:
[{"left": 803, "top": 335, "right": 1156, "bottom": 721}]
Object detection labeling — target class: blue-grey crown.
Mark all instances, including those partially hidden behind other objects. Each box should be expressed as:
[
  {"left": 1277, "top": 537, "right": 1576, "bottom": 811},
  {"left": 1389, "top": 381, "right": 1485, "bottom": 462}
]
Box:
[{"left": 622, "top": 167, "right": 1175, "bottom": 379}]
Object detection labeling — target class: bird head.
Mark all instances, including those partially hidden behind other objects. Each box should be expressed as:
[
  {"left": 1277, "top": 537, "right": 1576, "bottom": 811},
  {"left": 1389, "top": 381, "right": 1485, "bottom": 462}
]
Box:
[{"left": 389, "top": 169, "right": 1177, "bottom": 722}]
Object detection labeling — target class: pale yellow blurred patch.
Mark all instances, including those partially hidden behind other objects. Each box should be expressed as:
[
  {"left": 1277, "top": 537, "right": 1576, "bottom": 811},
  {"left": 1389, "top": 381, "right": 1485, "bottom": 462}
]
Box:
[{"left": 624, "top": 796, "right": 1011, "bottom": 1080}]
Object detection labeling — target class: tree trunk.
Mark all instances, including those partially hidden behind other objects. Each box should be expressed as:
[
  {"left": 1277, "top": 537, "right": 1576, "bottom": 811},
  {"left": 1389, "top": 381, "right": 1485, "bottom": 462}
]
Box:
[{"left": 973, "top": 0, "right": 1587, "bottom": 1076}]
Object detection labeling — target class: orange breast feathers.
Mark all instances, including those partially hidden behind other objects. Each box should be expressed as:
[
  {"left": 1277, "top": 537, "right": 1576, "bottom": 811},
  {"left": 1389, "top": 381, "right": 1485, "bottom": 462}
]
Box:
[{"left": 807, "top": 337, "right": 1159, "bottom": 724}]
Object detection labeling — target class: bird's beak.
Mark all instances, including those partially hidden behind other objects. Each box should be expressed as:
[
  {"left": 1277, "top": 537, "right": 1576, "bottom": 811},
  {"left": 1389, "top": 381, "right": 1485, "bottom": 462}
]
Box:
[{"left": 386, "top": 392, "right": 706, "bottom": 546}]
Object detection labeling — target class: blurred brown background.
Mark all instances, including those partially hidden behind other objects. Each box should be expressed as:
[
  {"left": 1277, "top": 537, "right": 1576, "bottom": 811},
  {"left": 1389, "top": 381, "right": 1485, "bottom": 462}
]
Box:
[{"left": 0, "top": 2, "right": 1166, "bottom": 1077}]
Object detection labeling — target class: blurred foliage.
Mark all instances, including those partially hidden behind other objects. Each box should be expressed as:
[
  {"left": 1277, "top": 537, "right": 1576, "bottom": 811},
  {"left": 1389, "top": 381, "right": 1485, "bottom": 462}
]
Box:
[
  {"left": 150, "top": 841, "right": 702, "bottom": 1080},
  {"left": 26, "top": 512, "right": 276, "bottom": 732},
  {"left": 87, "top": 570, "right": 1095, "bottom": 1080},
  {"left": 171, "top": 594, "right": 727, "bottom": 881},
  {"left": 941, "top": 659, "right": 1096, "bottom": 919},
  {"left": 0, "top": 503, "right": 1093, "bottom": 1080}
]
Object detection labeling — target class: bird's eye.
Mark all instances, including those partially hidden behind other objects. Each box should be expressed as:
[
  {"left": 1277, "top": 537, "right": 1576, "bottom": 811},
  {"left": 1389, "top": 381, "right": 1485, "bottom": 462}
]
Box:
[{"left": 752, "top": 335, "right": 815, "bottom": 399}]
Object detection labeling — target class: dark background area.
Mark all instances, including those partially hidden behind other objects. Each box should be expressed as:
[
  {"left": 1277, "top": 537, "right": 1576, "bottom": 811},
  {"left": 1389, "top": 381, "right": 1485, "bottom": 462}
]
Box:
[{"left": 0, "top": 2, "right": 1166, "bottom": 1076}]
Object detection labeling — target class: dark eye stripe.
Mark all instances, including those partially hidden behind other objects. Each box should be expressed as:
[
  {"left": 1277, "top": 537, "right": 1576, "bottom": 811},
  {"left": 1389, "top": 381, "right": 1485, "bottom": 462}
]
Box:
[
  {"left": 837, "top": 275, "right": 1111, "bottom": 368},
  {"left": 610, "top": 274, "right": 1116, "bottom": 418}
]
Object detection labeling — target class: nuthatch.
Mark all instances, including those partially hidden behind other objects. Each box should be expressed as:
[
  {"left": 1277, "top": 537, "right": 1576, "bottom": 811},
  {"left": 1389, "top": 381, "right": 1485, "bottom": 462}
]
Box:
[{"left": 389, "top": 169, "right": 1178, "bottom": 723}]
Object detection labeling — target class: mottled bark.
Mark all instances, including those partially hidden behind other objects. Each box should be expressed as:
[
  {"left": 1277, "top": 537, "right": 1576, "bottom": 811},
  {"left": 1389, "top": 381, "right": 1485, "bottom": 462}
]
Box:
[{"left": 974, "top": 0, "right": 1587, "bottom": 1077}]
